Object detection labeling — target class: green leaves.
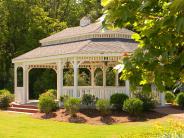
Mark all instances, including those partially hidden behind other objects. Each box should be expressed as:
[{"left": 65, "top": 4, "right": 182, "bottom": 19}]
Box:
[{"left": 102, "top": 0, "right": 184, "bottom": 92}]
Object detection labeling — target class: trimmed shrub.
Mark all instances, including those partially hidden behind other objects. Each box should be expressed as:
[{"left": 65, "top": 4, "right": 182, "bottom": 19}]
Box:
[
  {"left": 134, "top": 92, "right": 156, "bottom": 111},
  {"left": 47, "top": 89, "right": 57, "bottom": 99},
  {"left": 165, "top": 91, "right": 175, "bottom": 103},
  {"left": 0, "top": 89, "right": 14, "bottom": 110},
  {"left": 81, "top": 94, "right": 98, "bottom": 106},
  {"left": 38, "top": 91, "right": 58, "bottom": 114},
  {"left": 110, "top": 93, "right": 128, "bottom": 110},
  {"left": 176, "top": 92, "right": 184, "bottom": 109},
  {"left": 96, "top": 99, "right": 111, "bottom": 116},
  {"left": 64, "top": 98, "right": 81, "bottom": 117},
  {"left": 123, "top": 98, "right": 143, "bottom": 115}
]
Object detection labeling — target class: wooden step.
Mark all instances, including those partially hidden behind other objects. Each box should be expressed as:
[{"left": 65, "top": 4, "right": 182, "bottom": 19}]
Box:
[
  {"left": 11, "top": 104, "right": 38, "bottom": 109},
  {"left": 8, "top": 107, "right": 38, "bottom": 114}
]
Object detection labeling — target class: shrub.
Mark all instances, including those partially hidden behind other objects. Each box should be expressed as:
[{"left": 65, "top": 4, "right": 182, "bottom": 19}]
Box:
[
  {"left": 110, "top": 93, "right": 128, "bottom": 110},
  {"left": 64, "top": 98, "right": 81, "bottom": 117},
  {"left": 96, "top": 99, "right": 111, "bottom": 116},
  {"left": 60, "top": 95, "right": 69, "bottom": 102},
  {"left": 165, "top": 91, "right": 175, "bottom": 103},
  {"left": 47, "top": 89, "right": 57, "bottom": 99},
  {"left": 81, "top": 94, "right": 98, "bottom": 106},
  {"left": 38, "top": 91, "right": 58, "bottom": 114},
  {"left": 123, "top": 98, "right": 143, "bottom": 115},
  {"left": 0, "top": 89, "right": 14, "bottom": 110},
  {"left": 134, "top": 92, "right": 156, "bottom": 111},
  {"left": 176, "top": 92, "right": 184, "bottom": 109}
]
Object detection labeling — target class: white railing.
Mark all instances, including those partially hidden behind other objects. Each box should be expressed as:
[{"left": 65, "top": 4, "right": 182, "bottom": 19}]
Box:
[{"left": 62, "top": 86, "right": 126, "bottom": 99}]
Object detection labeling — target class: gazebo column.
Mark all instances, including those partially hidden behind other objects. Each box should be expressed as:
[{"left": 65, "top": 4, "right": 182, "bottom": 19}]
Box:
[
  {"left": 14, "top": 64, "right": 17, "bottom": 93},
  {"left": 125, "top": 80, "right": 130, "bottom": 96},
  {"left": 115, "top": 71, "right": 119, "bottom": 86},
  {"left": 90, "top": 66, "right": 95, "bottom": 86},
  {"left": 23, "top": 64, "right": 29, "bottom": 104},
  {"left": 57, "top": 61, "right": 64, "bottom": 100},
  {"left": 103, "top": 66, "right": 107, "bottom": 86},
  {"left": 73, "top": 60, "right": 78, "bottom": 97}
]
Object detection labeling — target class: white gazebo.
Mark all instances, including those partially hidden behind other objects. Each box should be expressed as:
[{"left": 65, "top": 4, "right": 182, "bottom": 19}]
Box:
[{"left": 12, "top": 17, "right": 139, "bottom": 104}]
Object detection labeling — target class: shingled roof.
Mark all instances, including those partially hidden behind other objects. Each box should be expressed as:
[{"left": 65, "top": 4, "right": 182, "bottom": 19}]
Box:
[
  {"left": 40, "top": 22, "right": 134, "bottom": 44},
  {"left": 13, "top": 20, "right": 137, "bottom": 62},
  {"left": 13, "top": 38, "right": 137, "bottom": 61}
]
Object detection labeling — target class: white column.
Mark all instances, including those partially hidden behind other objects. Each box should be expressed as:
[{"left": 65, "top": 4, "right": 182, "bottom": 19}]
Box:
[
  {"left": 125, "top": 80, "right": 130, "bottom": 96},
  {"left": 57, "top": 61, "right": 64, "bottom": 100},
  {"left": 73, "top": 59, "right": 78, "bottom": 97},
  {"left": 14, "top": 64, "right": 17, "bottom": 93},
  {"left": 103, "top": 66, "right": 106, "bottom": 86},
  {"left": 115, "top": 71, "right": 119, "bottom": 86},
  {"left": 160, "top": 92, "right": 166, "bottom": 106},
  {"left": 23, "top": 65, "right": 29, "bottom": 104},
  {"left": 91, "top": 66, "right": 95, "bottom": 86}
]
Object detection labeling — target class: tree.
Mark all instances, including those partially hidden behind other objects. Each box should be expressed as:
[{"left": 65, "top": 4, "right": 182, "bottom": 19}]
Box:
[{"left": 102, "top": 0, "right": 184, "bottom": 92}]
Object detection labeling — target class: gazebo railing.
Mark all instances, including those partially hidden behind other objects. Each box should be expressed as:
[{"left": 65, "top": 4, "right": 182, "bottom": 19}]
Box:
[{"left": 62, "top": 86, "right": 126, "bottom": 99}]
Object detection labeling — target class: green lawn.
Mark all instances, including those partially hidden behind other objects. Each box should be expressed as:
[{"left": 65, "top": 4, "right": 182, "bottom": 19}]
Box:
[{"left": 0, "top": 111, "right": 178, "bottom": 138}]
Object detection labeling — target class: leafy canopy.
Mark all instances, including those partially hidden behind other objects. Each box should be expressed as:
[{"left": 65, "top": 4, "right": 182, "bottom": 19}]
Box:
[{"left": 102, "top": 0, "right": 184, "bottom": 92}]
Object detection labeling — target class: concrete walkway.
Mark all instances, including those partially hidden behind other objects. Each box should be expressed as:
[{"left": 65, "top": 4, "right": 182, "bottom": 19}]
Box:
[{"left": 154, "top": 106, "right": 184, "bottom": 119}]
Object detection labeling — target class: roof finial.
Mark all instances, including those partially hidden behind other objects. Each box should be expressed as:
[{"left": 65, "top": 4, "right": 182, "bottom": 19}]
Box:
[{"left": 80, "top": 16, "right": 91, "bottom": 27}]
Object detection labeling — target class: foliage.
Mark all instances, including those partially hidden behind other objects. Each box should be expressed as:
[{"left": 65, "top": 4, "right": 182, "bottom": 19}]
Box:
[
  {"left": 0, "top": 89, "right": 14, "bottom": 109},
  {"left": 133, "top": 91, "right": 156, "bottom": 111},
  {"left": 123, "top": 98, "right": 143, "bottom": 115},
  {"left": 176, "top": 92, "right": 184, "bottom": 109},
  {"left": 165, "top": 91, "right": 175, "bottom": 103},
  {"left": 102, "top": 0, "right": 184, "bottom": 92},
  {"left": 81, "top": 94, "right": 98, "bottom": 106},
  {"left": 64, "top": 98, "right": 81, "bottom": 117},
  {"left": 30, "top": 69, "right": 57, "bottom": 99},
  {"left": 96, "top": 99, "right": 111, "bottom": 116},
  {"left": 155, "top": 120, "right": 184, "bottom": 137},
  {"left": 110, "top": 93, "right": 128, "bottom": 110},
  {"left": 0, "top": 0, "right": 102, "bottom": 92},
  {"left": 47, "top": 89, "right": 57, "bottom": 99},
  {"left": 60, "top": 95, "right": 69, "bottom": 102},
  {"left": 38, "top": 91, "right": 58, "bottom": 114}
]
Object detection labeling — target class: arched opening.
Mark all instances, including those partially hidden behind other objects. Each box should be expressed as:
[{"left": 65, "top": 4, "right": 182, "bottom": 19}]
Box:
[
  {"left": 63, "top": 68, "right": 91, "bottom": 86},
  {"left": 94, "top": 68, "right": 103, "bottom": 86},
  {"left": 106, "top": 67, "right": 115, "bottom": 86},
  {"left": 17, "top": 67, "right": 23, "bottom": 87},
  {"left": 79, "top": 68, "right": 91, "bottom": 86},
  {"left": 29, "top": 68, "right": 57, "bottom": 100}
]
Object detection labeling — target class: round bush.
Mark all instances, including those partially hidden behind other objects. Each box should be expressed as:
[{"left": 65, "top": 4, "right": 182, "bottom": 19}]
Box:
[
  {"left": 47, "top": 89, "right": 57, "bottom": 99},
  {"left": 38, "top": 91, "right": 58, "bottom": 114},
  {"left": 134, "top": 92, "right": 156, "bottom": 111},
  {"left": 0, "top": 89, "right": 14, "bottom": 110},
  {"left": 110, "top": 93, "right": 128, "bottom": 110},
  {"left": 64, "top": 98, "right": 81, "bottom": 117},
  {"left": 176, "top": 92, "right": 184, "bottom": 109},
  {"left": 123, "top": 98, "right": 143, "bottom": 115},
  {"left": 81, "top": 94, "right": 97, "bottom": 106},
  {"left": 96, "top": 99, "right": 111, "bottom": 116},
  {"left": 165, "top": 91, "right": 175, "bottom": 103}
]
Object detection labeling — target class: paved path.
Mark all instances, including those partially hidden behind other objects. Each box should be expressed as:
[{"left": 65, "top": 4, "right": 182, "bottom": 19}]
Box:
[{"left": 154, "top": 106, "right": 184, "bottom": 119}]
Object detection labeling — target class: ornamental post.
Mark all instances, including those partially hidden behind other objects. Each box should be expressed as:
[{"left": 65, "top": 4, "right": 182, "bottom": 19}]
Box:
[
  {"left": 73, "top": 59, "right": 78, "bottom": 97},
  {"left": 57, "top": 61, "right": 64, "bottom": 100}
]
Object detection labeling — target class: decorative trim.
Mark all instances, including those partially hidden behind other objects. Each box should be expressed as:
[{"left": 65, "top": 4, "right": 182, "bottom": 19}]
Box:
[{"left": 41, "top": 33, "right": 132, "bottom": 46}]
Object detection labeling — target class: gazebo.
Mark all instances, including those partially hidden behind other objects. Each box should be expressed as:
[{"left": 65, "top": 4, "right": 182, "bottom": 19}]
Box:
[{"left": 12, "top": 17, "right": 138, "bottom": 104}]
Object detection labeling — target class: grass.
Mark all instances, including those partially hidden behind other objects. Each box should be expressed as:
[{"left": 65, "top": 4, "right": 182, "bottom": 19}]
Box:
[{"left": 0, "top": 111, "right": 180, "bottom": 138}]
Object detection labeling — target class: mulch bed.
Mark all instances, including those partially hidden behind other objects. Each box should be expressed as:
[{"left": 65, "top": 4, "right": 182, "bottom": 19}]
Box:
[{"left": 32, "top": 109, "right": 165, "bottom": 125}]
